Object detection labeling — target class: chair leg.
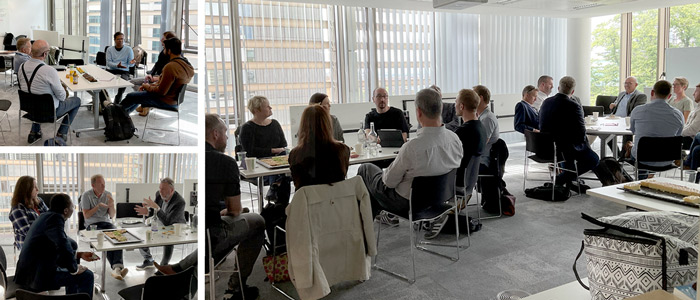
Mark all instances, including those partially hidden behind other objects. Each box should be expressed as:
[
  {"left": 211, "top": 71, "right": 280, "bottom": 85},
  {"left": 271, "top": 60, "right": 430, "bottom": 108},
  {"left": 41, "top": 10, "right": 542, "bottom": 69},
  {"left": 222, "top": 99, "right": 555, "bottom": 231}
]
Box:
[
  {"left": 523, "top": 151, "right": 528, "bottom": 192},
  {"left": 177, "top": 109, "right": 180, "bottom": 146},
  {"left": 142, "top": 108, "right": 152, "bottom": 140}
]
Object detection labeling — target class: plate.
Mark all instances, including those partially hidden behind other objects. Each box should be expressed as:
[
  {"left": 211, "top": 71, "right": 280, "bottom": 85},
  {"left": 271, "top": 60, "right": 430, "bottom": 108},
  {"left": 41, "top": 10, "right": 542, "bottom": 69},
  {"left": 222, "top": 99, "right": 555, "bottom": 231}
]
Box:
[{"left": 120, "top": 217, "right": 143, "bottom": 225}]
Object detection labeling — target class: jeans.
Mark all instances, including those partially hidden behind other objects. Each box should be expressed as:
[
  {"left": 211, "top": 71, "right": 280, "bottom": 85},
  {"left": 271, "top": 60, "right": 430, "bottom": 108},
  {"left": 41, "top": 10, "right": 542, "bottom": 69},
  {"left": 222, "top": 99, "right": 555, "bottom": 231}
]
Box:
[
  {"left": 54, "top": 269, "right": 94, "bottom": 300},
  {"left": 139, "top": 245, "right": 174, "bottom": 265},
  {"left": 209, "top": 213, "right": 265, "bottom": 290},
  {"left": 90, "top": 222, "right": 123, "bottom": 269},
  {"left": 120, "top": 91, "right": 177, "bottom": 115},
  {"left": 30, "top": 97, "right": 81, "bottom": 135},
  {"left": 357, "top": 163, "right": 410, "bottom": 218},
  {"left": 107, "top": 70, "right": 130, "bottom": 103},
  {"left": 684, "top": 132, "right": 700, "bottom": 170}
]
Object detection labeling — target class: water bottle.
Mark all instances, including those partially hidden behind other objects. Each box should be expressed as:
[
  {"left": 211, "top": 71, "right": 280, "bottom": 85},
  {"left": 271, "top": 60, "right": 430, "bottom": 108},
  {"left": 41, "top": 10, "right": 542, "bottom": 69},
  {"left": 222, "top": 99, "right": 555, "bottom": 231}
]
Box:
[
  {"left": 151, "top": 214, "right": 159, "bottom": 232},
  {"left": 368, "top": 122, "right": 378, "bottom": 156},
  {"left": 191, "top": 207, "right": 198, "bottom": 232},
  {"left": 357, "top": 122, "right": 366, "bottom": 146}
]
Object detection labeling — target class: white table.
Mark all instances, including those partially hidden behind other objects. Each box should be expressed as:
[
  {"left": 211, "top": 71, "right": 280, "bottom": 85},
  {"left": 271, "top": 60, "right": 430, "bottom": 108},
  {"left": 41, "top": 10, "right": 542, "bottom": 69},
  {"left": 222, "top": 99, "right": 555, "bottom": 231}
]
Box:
[
  {"left": 586, "top": 177, "right": 700, "bottom": 216},
  {"left": 522, "top": 278, "right": 590, "bottom": 300},
  {"left": 240, "top": 147, "right": 401, "bottom": 211},
  {"left": 585, "top": 116, "right": 631, "bottom": 159},
  {"left": 80, "top": 225, "right": 197, "bottom": 297},
  {"left": 57, "top": 65, "right": 133, "bottom": 136}
]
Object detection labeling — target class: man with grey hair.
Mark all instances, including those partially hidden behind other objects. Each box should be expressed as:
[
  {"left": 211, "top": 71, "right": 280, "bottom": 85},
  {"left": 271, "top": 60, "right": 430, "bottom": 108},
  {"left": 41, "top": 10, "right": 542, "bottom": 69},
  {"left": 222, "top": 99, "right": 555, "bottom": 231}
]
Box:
[
  {"left": 13, "top": 37, "right": 31, "bottom": 74},
  {"left": 534, "top": 75, "right": 554, "bottom": 111},
  {"left": 608, "top": 76, "right": 647, "bottom": 154},
  {"left": 539, "top": 76, "right": 600, "bottom": 190},
  {"left": 18, "top": 40, "right": 81, "bottom": 144},
  {"left": 358, "top": 88, "right": 463, "bottom": 218},
  {"left": 134, "top": 177, "right": 186, "bottom": 269}
]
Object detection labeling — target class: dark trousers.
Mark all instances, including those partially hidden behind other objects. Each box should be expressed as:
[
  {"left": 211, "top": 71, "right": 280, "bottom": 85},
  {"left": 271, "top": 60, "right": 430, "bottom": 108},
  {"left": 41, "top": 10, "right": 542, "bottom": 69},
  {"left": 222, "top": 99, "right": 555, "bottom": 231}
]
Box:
[
  {"left": 172, "top": 250, "right": 197, "bottom": 273},
  {"left": 139, "top": 245, "right": 174, "bottom": 265},
  {"left": 54, "top": 269, "right": 94, "bottom": 300},
  {"left": 606, "top": 134, "right": 633, "bottom": 157},
  {"left": 557, "top": 146, "right": 600, "bottom": 184},
  {"left": 684, "top": 132, "right": 700, "bottom": 170},
  {"left": 107, "top": 70, "right": 130, "bottom": 103},
  {"left": 91, "top": 222, "right": 123, "bottom": 269},
  {"left": 357, "top": 163, "right": 409, "bottom": 218},
  {"left": 120, "top": 91, "right": 177, "bottom": 115},
  {"left": 209, "top": 213, "right": 265, "bottom": 290}
]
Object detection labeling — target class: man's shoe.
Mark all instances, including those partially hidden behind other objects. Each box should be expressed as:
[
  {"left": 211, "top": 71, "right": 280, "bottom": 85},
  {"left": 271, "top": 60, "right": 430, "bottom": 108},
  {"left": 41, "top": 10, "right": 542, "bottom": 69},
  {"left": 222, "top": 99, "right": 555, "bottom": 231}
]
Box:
[
  {"left": 136, "top": 105, "right": 143, "bottom": 112},
  {"left": 376, "top": 211, "right": 399, "bottom": 227},
  {"left": 223, "top": 286, "right": 259, "bottom": 300},
  {"left": 424, "top": 214, "right": 450, "bottom": 240},
  {"left": 136, "top": 260, "right": 154, "bottom": 270},
  {"left": 111, "top": 267, "right": 124, "bottom": 280},
  {"left": 27, "top": 132, "right": 42, "bottom": 144},
  {"left": 139, "top": 107, "right": 150, "bottom": 116},
  {"left": 120, "top": 267, "right": 129, "bottom": 278}
]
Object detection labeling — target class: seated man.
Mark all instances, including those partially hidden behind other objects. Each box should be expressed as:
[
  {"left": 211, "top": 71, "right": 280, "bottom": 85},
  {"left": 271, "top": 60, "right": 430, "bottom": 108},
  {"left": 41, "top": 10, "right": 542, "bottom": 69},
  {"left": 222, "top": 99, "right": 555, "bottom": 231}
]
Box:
[
  {"left": 106, "top": 32, "right": 135, "bottom": 103},
  {"left": 534, "top": 75, "right": 553, "bottom": 111},
  {"left": 18, "top": 40, "right": 81, "bottom": 144},
  {"left": 81, "top": 174, "right": 129, "bottom": 280},
  {"left": 682, "top": 84, "right": 700, "bottom": 169},
  {"left": 607, "top": 76, "right": 647, "bottom": 154},
  {"left": 15, "top": 194, "right": 99, "bottom": 299},
  {"left": 629, "top": 80, "right": 683, "bottom": 168},
  {"left": 358, "top": 88, "right": 463, "bottom": 218},
  {"left": 514, "top": 85, "right": 540, "bottom": 134},
  {"left": 134, "top": 177, "right": 186, "bottom": 270},
  {"left": 120, "top": 37, "right": 194, "bottom": 114},
  {"left": 474, "top": 85, "right": 499, "bottom": 173},
  {"left": 455, "top": 88, "right": 487, "bottom": 186},
  {"left": 206, "top": 113, "right": 265, "bottom": 300},
  {"left": 364, "top": 87, "right": 410, "bottom": 142},
  {"left": 539, "top": 76, "right": 600, "bottom": 189},
  {"left": 130, "top": 31, "right": 178, "bottom": 116},
  {"left": 154, "top": 250, "right": 196, "bottom": 275},
  {"left": 13, "top": 37, "right": 31, "bottom": 75}
]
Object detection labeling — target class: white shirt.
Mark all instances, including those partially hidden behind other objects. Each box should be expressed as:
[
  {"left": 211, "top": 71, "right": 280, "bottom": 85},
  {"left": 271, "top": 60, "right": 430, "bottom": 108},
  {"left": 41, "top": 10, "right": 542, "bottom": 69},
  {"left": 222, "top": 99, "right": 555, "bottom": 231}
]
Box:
[
  {"left": 18, "top": 58, "right": 66, "bottom": 109},
  {"left": 478, "top": 107, "right": 500, "bottom": 166},
  {"left": 682, "top": 102, "right": 700, "bottom": 137},
  {"left": 534, "top": 90, "right": 549, "bottom": 111},
  {"left": 383, "top": 126, "right": 463, "bottom": 199}
]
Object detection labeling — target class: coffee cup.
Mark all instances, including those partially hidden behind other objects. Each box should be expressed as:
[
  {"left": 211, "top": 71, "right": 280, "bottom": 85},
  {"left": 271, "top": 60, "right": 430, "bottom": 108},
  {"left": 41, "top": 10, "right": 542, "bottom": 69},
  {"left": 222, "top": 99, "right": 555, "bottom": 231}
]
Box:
[
  {"left": 625, "top": 117, "right": 631, "bottom": 127},
  {"left": 174, "top": 223, "right": 184, "bottom": 236},
  {"left": 354, "top": 143, "right": 364, "bottom": 156},
  {"left": 245, "top": 157, "right": 256, "bottom": 171},
  {"left": 585, "top": 116, "right": 592, "bottom": 124},
  {"left": 96, "top": 231, "right": 104, "bottom": 247},
  {"left": 592, "top": 111, "right": 599, "bottom": 120}
]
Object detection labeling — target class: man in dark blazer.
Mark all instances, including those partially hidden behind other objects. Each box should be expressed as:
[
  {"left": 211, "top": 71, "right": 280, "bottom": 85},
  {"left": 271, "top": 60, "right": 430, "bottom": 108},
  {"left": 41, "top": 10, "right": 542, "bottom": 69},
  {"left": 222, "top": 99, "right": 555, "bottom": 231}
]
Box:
[
  {"left": 514, "top": 85, "right": 540, "bottom": 134},
  {"left": 134, "top": 177, "right": 186, "bottom": 269},
  {"left": 608, "top": 76, "right": 648, "bottom": 153},
  {"left": 15, "top": 194, "right": 99, "bottom": 299},
  {"left": 539, "top": 76, "right": 600, "bottom": 190}
]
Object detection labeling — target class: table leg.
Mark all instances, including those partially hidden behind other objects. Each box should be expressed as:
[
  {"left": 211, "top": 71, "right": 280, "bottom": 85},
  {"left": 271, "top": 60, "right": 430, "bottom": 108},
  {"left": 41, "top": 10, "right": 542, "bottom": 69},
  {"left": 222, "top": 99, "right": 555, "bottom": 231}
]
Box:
[
  {"left": 599, "top": 135, "right": 608, "bottom": 159},
  {"left": 257, "top": 176, "right": 264, "bottom": 212},
  {"left": 101, "top": 251, "right": 106, "bottom": 292},
  {"left": 74, "top": 90, "right": 105, "bottom": 136},
  {"left": 611, "top": 134, "right": 619, "bottom": 160}
]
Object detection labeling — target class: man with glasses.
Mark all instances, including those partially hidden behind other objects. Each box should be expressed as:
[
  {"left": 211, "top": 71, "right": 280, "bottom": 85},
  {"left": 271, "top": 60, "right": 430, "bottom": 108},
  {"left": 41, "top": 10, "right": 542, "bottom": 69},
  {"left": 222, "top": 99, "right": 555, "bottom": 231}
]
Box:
[
  {"left": 364, "top": 87, "right": 410, "bottom": 142},
  {"left": 17, "top": 40, "right": 81, "bottom": 144},
  {"left": 105, "top": 32, "right": 135, "bottom": 103},
  {"left": 608, "top": 76, "right": 647, "bottom": 156}
]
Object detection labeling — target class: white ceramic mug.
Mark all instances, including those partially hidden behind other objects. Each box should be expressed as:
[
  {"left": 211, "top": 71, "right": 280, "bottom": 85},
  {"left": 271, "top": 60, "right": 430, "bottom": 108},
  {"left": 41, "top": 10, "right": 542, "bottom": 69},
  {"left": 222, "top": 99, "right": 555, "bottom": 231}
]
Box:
[
  {"left": 592, "top": 111, "right": 599, "bottom": 119},
  {"left": 354, "top": 143, "right": 364, "bottom": 156},
  {"left": 96, "top": 231, "right": 104, "bottom": 247},
  {"left": 625, "top": 117, "right": 631, "bottom": 127},
  {"left": 245, "top": 157, "right": 256, "bottom": 171}
]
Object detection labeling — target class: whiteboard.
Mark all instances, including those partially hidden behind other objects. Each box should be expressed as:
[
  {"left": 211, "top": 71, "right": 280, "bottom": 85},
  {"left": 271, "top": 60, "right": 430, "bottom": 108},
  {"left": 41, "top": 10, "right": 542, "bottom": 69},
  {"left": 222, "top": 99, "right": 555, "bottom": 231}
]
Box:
[
  {"left": 33, "top": 30, "right": 60, "bottom": 46},
  {"left": 666, "top": 47, "right": 700, "bottom": 87}
]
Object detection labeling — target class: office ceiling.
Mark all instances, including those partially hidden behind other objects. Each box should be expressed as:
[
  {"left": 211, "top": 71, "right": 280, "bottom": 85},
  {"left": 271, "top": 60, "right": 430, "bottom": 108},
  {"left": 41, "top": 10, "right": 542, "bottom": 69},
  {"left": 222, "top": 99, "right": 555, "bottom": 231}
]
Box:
[{"left": 283, "top": 0, "right": 700, "bottom": 18}]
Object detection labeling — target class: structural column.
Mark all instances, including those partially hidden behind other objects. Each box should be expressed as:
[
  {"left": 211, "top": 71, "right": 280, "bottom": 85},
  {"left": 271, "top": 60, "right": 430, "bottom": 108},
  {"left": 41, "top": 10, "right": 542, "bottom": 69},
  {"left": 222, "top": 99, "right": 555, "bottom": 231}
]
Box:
[{"left": 567, "top": 17, "right": 592, "bottom": 104}]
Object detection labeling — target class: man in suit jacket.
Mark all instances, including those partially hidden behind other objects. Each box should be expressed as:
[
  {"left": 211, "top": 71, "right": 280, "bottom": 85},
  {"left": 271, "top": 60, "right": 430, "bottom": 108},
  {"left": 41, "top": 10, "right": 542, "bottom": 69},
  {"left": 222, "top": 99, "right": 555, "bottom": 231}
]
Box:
[
  {"left": 608, "top": 76, "right": 648, "bottom": 153},
  {"left": 15, "top": 194, "right": 99, "bottom": 299},
  {"left": 134, "top": 177, "right": 186, "bottom": 269},
  {"left": 539, "top": 76, "right": 600, "bottom": 190},
  {"left": 514, "top": 85, "right": 540, "bottom": 134}
]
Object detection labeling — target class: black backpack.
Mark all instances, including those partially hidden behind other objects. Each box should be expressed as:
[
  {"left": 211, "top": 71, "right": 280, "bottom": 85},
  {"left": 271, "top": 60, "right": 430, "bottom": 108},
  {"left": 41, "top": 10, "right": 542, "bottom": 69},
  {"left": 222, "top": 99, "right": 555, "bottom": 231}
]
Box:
[
  {"left": 103, "top": 103, "right": 135, "bottom": 141},
  {"left": 592, "top": 157, "right": 633, "bottom": 186},
  {"left": 525, "top": 182, "right": 570, "bottom": 201}
]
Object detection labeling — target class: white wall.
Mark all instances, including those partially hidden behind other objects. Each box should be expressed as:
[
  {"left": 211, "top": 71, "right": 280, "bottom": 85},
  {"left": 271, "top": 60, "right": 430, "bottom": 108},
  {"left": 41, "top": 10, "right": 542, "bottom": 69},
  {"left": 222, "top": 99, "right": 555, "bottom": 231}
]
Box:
[{"left": 0, "top": 0, "right": 48, "bottom": 40}]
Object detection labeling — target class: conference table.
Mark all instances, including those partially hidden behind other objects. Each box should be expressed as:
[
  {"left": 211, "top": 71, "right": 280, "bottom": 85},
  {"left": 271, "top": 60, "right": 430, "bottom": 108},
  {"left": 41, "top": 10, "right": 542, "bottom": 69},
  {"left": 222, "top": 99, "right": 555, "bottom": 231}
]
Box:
[
  {"left": 240, "top": 147, "right": 401, "bottom": 212},
  {"left": 80, "top": 222, "right": 197, "bottom": 298},
  {"left": 585, "top": 115, "right": 631, "bottom": 159},
  {"left": 57, "top": 65, "right": 133, "bottom": 137},
  {"left": 586, "top": 177, "right": 700, "bottom": 216}
]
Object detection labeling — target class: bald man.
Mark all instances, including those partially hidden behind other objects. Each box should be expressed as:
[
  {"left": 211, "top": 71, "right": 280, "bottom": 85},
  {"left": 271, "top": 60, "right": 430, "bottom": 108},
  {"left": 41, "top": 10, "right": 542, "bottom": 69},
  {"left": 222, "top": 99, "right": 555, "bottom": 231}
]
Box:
[
  {"left": 364, "top": 87, "right": 409, "bottom": 142},
  {"left": 18, "top": 40, "right": 81, "bottom": 144},
  {"left": 608, "top": 76, "right": 647, "bottom": 155}
]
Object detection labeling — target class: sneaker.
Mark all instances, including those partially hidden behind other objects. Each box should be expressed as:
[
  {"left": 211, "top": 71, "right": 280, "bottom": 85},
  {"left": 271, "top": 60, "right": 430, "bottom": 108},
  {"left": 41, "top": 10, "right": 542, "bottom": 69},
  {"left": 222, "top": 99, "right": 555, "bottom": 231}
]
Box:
[
  {"left": 120, "top": 267, "right": 129, "bottom": 278},
  {"left": 111, "top": 267, "right": 124, "bottom": 280},
  {"left": 27, "top": 131, "right": 42, "bottom": 144},
  {"left": 424, "top": 214, "right": 450, "bottom": 240},
  {"left": 136, "top": 260, "right": 154, "bottom": 270},
  {"left": 376, "top": 211, "right": 399, "bottom": 227},
  {"left": 223, "top": 286, "right": 259, "bottom": 300}
]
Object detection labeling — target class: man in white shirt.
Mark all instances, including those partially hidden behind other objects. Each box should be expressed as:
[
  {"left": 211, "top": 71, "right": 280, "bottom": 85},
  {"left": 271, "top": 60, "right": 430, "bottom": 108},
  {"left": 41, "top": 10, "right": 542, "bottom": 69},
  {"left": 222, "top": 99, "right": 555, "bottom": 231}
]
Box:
[
  {"left": 18, "top": 40, "right": 81, "bottom": 144},
  {"left": 474, "top": 85, "right": 499, "bottom": 171},
  {"left": 533, "top": 75, "right": 553, "bottom": 111},
  {"left": 12, "top": 37, "right": 31, "bottom": 74},
  {"left": 358, "top": 88, "right": 463, "bottom": 218}
]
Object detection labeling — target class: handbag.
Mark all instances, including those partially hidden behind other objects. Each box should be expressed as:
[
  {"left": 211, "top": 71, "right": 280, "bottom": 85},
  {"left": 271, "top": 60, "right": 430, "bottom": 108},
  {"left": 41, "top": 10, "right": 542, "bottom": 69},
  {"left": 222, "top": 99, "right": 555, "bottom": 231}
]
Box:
[
  {"left": 262, "top": 252, "right": 290, "bottom": 283},
  {"left": 574, "top": 212, "right": 697, "bottom": 300}
]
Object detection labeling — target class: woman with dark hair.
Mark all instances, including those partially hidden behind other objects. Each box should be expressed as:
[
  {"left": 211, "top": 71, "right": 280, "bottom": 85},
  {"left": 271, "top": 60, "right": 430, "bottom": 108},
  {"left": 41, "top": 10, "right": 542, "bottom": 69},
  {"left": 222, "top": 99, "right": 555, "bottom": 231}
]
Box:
[
  {"left": 309, "top": 93, "right": 345, "bottom": 142},
  {"left": 289, "top": 105, "right": 350, "bottom": 190},
  {"left": 9, "top": 176, "right": 49, "bottom": 250}
]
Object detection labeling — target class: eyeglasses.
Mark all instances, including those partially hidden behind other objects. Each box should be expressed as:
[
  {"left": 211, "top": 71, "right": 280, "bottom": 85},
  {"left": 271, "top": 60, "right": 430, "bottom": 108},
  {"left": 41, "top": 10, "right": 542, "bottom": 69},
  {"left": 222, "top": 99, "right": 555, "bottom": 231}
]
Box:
[{"left": 375, "top": 94, "right": 389, "bottom": 99}]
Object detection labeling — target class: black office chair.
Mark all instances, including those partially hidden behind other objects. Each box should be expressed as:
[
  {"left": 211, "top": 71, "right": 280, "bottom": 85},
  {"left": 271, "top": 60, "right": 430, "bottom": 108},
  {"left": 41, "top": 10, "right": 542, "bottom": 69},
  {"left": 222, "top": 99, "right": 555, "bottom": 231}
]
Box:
[
  {"left": 523, "top": 130, "right": 581, "bottom": 199},
  {"left": 373, "top": 169, "right": 460, "bottom": 284},
  {"left": 116, "top": 202, "right": 140, "bottom": 218},
  {"left": 16, "top": 289, "right": 90, "bottom": 300},
  {"left": 58, "top": 59, "right": 84, "bottom": 66},
  {"left": 136, "top": 52, "right": 148, "bottom": 77},
  {"left": 118, "top": 266, "right": 195, "bottom": 300},
  {"left": 596, "top": 95, "right": 617, "bottom": 115},
  {"left": 633, "top": 136, "right": 684, "bottom": 180},
  {"left": 582, "top": 105, "right": 605, "bottom": 117},
  {"left": 140, "top": 84, "right": 187, "bottom": 145},
  {"left": 18, "top": 90, "right": 72, "bottom": 145},
  {"left": 95, "top": 52, "right": 106, "bottom": 66}
]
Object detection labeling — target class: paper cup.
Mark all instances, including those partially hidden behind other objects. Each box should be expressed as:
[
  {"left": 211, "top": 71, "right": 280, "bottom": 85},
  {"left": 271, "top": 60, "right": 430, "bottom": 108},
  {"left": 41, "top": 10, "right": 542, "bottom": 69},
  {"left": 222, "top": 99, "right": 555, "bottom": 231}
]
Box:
[
  {"left": 585, "top": 116, "right": 592, "bottom": 124},
  {"left": 245, "top": 157, "right": 256, "bottom": 171},
  {"left": 354, "top": 143, "right": 364, "bottom": 155},
  {"left": 174, "top": 223, "right": 183, "bottom": 236},
  {"left": 625, "top": 117, "right": 631, "bottom": 127},
  {"left": 593, "top": 111, "right": 599, "bottom": 118},
  {"left": 96, "top": 232, "right": 104, "bottom": 247}
]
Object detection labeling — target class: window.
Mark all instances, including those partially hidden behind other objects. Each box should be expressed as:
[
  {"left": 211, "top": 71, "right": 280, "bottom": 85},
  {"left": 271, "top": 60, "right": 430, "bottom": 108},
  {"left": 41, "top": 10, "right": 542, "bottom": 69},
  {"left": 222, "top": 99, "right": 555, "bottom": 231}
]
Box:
[
  {"left": 153, "top": 15, "right": 161, "bottom": 25},
  {"left": 88, "top": 26, "right": 99, "bottom": 34},
  {"left": 590, "top": 15, "right": 622, "bottom": 104},
  {"left": 630, "top": 9, "right": 658, "bottom": 90},
  {"left": 151, "top": 53, "right": 159, "bottom": 64},
  {"left": 89, "top": 37, "right": 99, "bottom": 45},
  {"left": 152, "top": 41, "right": 160, "bottom": 51},
  {"left": 153, "top": 28, "right": 161, "bottom": 37},
  {"left": 246, "top": 49, "right": 255, "bottom": 62},
  {"left": 89, "top": 16, "right": 100, "bottom": 23},
  {"left": 669, "top": 3, "right": 700, "bottom": 48}
]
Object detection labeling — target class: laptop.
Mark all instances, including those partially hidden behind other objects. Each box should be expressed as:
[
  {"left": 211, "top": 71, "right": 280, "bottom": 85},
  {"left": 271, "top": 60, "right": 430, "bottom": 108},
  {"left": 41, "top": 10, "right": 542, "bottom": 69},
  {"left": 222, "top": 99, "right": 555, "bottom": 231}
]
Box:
[{"left": 378, "top": 129, "right": 404, "bottom": 147}]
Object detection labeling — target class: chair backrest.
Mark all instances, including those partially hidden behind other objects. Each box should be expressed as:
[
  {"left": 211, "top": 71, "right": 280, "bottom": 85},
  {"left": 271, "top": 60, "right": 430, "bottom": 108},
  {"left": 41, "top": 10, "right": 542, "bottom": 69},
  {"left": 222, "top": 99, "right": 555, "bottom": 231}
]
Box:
[
  {"left": 140, "top": 52, "right": 148, "bottom": 65},
  {"left": 95, "top": 52, "right": 106, "bottom": 66},
  {"left": 637, "top": 136, "right": 683, "bottom": 162},
  {"left": 18, "top": 90, "right": 57, "bottom": 122},
  {"left": 524, "top": 130, "right": 559, "bottom": 161},
  {"left": 58, "top": 59, "right": 84, "bottom": 66},
  {"left": 582, "top": 105, "right": 604, "bottom": 116},
  {"left": 462, "top": 155, "right": 481, "bottom": 192},
  {"left": 176, "top": 84, "right": 187, "bottom": 105},
  {"left": 410, "top": 169, "right": 457, "bottom": 214},
  {"left": 0, "top": 56, "right": 11, "bottom": 71},
  {"left": 116, "top": 203, "right": 140, "bottom": 218},
  {"left": 142, "top": 266, "right": 195, "bottom": 299},
  {"left": 16, "top": 289, "right": 90, "bottom": 300},
  {"left": 595, "top": 95, "right": 617, "bottom": 115}
]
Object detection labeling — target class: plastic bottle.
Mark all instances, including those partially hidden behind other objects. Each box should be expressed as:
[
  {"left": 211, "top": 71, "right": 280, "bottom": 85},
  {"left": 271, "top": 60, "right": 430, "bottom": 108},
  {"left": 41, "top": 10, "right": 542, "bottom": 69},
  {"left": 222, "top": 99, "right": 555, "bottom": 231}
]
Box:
[
  {"left": 151, "top": 214, "right": 159, "bottom": 232},
  {"left": 368, "top": 122, "right": 378, "bottom": 156},
  {"left": 357, "top": 122, "right": 366, "bottom": 146}
]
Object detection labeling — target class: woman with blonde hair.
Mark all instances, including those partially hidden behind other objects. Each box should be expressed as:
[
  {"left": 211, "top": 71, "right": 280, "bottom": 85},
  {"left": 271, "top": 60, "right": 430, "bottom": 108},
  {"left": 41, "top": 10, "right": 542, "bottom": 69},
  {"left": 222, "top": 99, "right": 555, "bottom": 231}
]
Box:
[
  {"left": 9, "top": 176, "right": 49, "bottom": 250},
  {"left": 289, "top": 105, "right": 350, "bottom": 190},
  {"left": 239, "top": 95, "right": 287, "bottom": 158},
  {"left": 668, "top": 77, "right": 694, "bottom": 122}
]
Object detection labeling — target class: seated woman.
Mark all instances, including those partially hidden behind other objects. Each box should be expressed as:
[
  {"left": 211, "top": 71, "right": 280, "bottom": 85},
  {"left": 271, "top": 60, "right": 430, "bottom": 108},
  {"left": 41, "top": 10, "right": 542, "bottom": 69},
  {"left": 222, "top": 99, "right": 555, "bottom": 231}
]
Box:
[
  {"left": 9, "top": 176, "right": 49, "bottom": 250},
  {"left": 309, "top": 93, "right": 344, "bottom": 142},
  {"left": 289, "top": 105, "right": 350, "bottom": 190},
  {"left": 513, "top": 85, "right": 540, "bottom": 134},
  {"left": 668, "top": 77, "right": 693, "bottom": 122}
]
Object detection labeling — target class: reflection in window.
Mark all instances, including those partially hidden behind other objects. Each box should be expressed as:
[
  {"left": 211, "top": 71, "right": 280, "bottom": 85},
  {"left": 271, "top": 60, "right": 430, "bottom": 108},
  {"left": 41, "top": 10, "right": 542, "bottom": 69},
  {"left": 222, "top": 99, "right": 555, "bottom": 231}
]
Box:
[{"left": 590, "top": 14, "right": 621, "bottom": 104}]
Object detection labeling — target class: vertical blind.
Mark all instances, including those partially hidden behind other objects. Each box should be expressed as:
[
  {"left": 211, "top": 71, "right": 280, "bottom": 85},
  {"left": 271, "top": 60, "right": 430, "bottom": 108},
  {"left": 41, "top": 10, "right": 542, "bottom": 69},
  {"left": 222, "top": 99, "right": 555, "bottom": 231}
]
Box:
[
  {"left": 434, "top": 12, "right": 479, "bottom": 94},
  {"left": 480, "top": 15, "right": 568, "bottom": 94}
]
